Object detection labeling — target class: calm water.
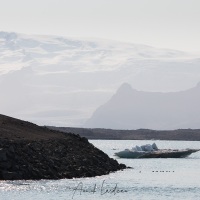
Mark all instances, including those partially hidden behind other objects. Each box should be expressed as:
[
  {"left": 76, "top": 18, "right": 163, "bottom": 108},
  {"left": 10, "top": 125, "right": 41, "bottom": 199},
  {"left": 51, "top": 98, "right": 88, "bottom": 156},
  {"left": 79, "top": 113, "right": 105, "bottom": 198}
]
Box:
[{"left": 0, "top": 140, "right": 200, "bottom": 200}]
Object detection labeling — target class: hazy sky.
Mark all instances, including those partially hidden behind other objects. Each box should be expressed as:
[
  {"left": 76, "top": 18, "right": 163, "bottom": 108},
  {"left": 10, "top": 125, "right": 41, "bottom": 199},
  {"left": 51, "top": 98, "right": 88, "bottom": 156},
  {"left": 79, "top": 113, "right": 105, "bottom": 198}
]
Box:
[{"left": 0, "top": 0, "right": 200, "bottom": 52}]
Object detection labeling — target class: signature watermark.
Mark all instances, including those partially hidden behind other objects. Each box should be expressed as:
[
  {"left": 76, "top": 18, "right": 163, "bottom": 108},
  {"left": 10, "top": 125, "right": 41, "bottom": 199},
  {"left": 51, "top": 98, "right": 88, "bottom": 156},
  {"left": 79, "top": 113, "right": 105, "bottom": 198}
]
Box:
[{"left": 71, "top": 180, "right": 128, "bottom": 199}]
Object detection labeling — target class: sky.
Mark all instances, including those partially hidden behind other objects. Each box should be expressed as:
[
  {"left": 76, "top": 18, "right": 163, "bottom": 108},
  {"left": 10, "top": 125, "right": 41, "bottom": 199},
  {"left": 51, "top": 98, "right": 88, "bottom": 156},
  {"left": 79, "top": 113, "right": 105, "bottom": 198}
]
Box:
[{"left": 0, "top": 0, "right": 200, "bottom": 53}]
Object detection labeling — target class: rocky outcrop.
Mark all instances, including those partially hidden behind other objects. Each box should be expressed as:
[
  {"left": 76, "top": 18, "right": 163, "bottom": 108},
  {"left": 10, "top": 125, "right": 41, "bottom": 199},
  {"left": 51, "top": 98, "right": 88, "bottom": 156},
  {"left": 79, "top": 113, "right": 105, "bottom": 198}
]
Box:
[{"left": 0, "top": 114, "right": 126, "bottom": 180}]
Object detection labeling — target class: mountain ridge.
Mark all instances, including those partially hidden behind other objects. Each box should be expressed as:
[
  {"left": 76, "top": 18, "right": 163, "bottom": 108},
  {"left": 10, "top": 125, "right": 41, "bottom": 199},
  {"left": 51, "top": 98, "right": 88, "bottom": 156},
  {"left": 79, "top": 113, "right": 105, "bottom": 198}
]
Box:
[{"left": 85, "top": 82, "right": 200, "bottom": 130}]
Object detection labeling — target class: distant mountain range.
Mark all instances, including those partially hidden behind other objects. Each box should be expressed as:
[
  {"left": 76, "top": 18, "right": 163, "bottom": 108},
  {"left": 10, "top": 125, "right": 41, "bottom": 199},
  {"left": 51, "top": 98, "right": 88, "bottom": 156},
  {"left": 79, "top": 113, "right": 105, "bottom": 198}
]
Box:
[
  {"left": 1, "top": 31, "right": 200, "bottom": 127},
  {"left": 85, "top": 83, "right": 200, "bottom": 130},
  {"left": 49, "top": 126, "right": 200, "bottom": 141}
]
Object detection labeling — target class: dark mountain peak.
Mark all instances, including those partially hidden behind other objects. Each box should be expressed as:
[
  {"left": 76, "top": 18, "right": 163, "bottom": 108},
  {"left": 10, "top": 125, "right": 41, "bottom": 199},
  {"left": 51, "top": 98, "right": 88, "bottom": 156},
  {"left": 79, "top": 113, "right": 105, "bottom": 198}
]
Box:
[
  {"left": 85, "top": 81, "right": 200, "bottom": 130},
  {"left": 116, "top": 83, "right": 134, "bottom": 95}
]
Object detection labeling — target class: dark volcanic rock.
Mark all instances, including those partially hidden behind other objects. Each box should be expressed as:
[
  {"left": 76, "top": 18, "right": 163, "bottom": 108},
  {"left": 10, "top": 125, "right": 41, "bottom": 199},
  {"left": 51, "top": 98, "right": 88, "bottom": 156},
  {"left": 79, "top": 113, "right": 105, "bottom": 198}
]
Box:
[{"left": 0, "top": 114, "right": 126, "bottom": 180}]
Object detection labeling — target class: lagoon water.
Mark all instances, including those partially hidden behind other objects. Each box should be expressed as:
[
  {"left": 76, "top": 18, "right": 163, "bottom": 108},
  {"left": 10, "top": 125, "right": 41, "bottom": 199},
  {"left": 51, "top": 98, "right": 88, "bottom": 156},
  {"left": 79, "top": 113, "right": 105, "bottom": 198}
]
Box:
[{"left": 0, "top": 140, "right": 200, "bottom": 200}]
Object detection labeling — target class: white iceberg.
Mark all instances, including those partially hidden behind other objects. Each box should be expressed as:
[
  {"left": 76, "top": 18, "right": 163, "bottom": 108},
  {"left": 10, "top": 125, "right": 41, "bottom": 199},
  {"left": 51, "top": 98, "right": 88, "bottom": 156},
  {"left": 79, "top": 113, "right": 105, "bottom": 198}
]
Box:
[{"left": 115, "top": 143, "right": 199, "bottom": 159}]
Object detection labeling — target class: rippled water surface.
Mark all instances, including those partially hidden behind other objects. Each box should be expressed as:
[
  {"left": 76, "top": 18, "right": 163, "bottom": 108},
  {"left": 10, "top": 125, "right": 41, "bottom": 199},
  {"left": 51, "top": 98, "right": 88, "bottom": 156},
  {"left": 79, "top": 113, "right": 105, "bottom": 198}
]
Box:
[{"left": 0, "top": 140, "right": 200, "bottom": 200}]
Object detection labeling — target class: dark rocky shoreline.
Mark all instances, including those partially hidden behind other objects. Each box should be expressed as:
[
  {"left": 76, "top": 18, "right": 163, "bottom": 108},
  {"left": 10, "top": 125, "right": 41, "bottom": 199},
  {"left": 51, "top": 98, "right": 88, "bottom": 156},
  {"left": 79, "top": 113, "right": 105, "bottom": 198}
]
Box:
[{"left": 0, "top": 114, "right": 126, "bottom": 180}]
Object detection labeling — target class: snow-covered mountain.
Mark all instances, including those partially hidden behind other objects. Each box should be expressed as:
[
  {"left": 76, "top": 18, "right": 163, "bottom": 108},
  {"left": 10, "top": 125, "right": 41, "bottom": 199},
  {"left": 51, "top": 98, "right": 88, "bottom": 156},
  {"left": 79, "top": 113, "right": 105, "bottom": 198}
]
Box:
[
  {"left": 1, "top": 31, "right": 200, "bottom": 127},
  {"left": 0, "top": 31, "right": 190, "bottom": 73},
  {"left": 85, "top": 83, "right": 200, "bottom": 130}
]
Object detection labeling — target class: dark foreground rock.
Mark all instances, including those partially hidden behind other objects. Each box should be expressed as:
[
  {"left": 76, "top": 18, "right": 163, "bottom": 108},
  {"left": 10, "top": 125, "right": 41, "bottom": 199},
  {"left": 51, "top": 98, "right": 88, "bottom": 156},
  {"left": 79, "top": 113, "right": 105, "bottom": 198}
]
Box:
[{"left": 0, "top": 114, "right": 126, "bottom": 180}]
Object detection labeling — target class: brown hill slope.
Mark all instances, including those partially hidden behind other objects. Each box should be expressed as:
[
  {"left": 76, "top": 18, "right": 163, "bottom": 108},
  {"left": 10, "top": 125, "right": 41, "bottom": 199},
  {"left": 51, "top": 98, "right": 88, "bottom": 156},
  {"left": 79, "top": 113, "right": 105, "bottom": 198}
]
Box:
[{"left": 0, "top": 114, "right": 67, "bottom": 141}]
